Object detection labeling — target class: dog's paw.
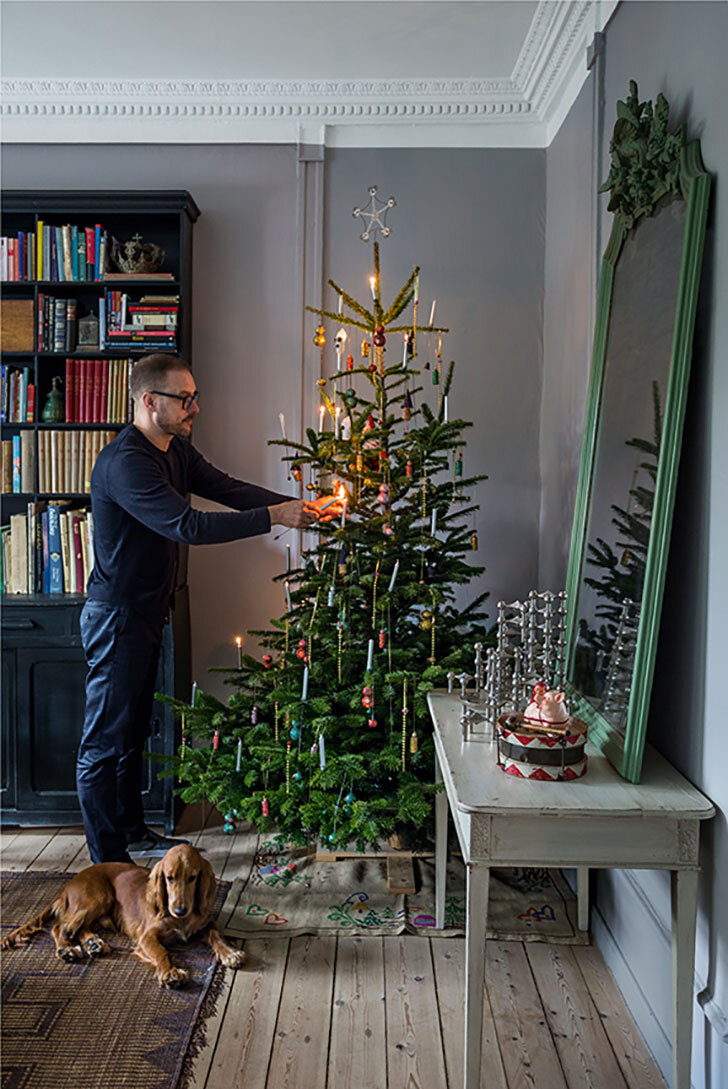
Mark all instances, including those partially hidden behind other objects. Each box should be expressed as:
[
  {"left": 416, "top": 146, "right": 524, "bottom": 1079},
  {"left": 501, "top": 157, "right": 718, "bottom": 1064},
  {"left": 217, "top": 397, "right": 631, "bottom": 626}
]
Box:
[
  {"left": 58, "top": 944, "right": 85, "bottom": 963},
  {"left": 83, "top": 935, "right": 110, "bottom": 957},
  {"left": 218, "top": 948, "right": 246, "bottom": 969},
  {"left": 159, "top": 966, "right": 189, "bottom": 989}
]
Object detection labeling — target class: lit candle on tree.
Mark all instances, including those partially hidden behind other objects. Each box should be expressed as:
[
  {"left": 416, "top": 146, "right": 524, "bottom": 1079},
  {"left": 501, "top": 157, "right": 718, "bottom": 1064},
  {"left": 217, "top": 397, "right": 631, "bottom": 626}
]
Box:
[
  {"left": 319, "top": 404, "right": 325, "bottom": 433},
  {"left": 429, "top": 300, "right": 436, "bottom": 327},
  {"left": 369, "top": 276, "right": 376, "bottom": 300},
  {"left": 279, "top": 412, "right": 287, "bottom": 441},
  {"left": 235, "top": 635, "right": 243, "bottom": 668}
]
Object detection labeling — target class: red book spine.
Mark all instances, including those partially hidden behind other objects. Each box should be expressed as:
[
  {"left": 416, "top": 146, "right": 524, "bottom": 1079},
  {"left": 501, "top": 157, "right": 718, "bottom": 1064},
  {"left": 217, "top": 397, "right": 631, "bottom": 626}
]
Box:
[
  {"left": 100, "top": 359, "right": 109, "bottom": 424},
  {"left": 8, "top": 239, "right": 16, "bottom": 281},
  {"left": 75, "top": 358, "right": 83, "bottom": 422},
  {"left": 78, "top": 359, "right": 88, "bottom": 424},
  {"left": 65, "top": 358, "right": 74, "bottom": 422},
  {"left": 85, "top": 228, "right": 95, "bottom": 280},
  {"left": 92, "top": 360, "right": 102, "bottom": 423},
  {"left": 84, "top": 360, "right": 94, "bottom": 423}
]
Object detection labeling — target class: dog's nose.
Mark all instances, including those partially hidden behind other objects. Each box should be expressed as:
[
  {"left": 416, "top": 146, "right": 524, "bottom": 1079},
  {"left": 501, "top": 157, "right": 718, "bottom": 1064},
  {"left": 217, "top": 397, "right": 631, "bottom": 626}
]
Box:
[{"left": 173, "top": 907, "right": 187, "bottom": 917}]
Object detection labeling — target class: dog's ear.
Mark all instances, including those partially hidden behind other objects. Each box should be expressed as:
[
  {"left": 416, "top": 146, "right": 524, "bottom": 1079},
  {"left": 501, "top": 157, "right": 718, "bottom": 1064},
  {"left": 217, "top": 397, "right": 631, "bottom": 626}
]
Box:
[
  {"left": 146, "top": 861, "right": 167, "bottom": 918},
  {"left": 195, "top": 856, "right": 216, "bottom": 918}
]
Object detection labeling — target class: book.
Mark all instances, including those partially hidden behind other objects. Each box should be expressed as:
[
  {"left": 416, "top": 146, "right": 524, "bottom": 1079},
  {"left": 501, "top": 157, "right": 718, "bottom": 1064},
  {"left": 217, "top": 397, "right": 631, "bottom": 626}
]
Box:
[
  {"left": 12, "top": 434, "right": 21, "bottom": 493},
  {"left": 10, "top": 514, "right": 27, "bottom": 594},
  {"left": 20, "top": 430, "right": 34, "bottom": 492},
  {"left": 71, "top": 512, "right": 84, "bottom": 590},
  {"left": 62, "top": 224, "right": 73, "bottom": 280},
  {"left": 70, "top": 429, "right": 80, "bottom": 494},
  {"left": 1, "top": 439, "right": 12, "bottom": 493},
  {"left": 50, "top": 429, "right": 59, "bottom": 494},
  {"left": 0, "top": 298, "right": 34, "bottom": 351},
  {"left": 42, "top": 509, "right": 50, "bottom": 593},
  {"left": 47, "top": 503, "right": 63, "bottom": 593},
  {"left": 103, "top": 272, "right": 175, "bottom": 281},
  {"left": 38, "top": 429, "right": 47, "bottom": 493},
  {"left": 65, "top": 298, "right": 77, "bottom": 351},
  {"left": 27, "top": 384, "right": 35, "bottom": 422}
]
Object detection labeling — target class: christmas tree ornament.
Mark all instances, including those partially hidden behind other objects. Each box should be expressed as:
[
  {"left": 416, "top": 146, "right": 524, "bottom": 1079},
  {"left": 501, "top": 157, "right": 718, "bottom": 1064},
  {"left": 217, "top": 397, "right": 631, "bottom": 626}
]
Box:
[
  {"left": 342, "top": 415, "right": 352, "bottom": 441},
  {"left": 368, "top": 717, "right": 377, "bottom": 728},
  {"left": 327, "top": 586, "right": 335, "bottom": 607},
  {"left": 180, "top": 716, "right": 186, "bottom": 760},
  {"left": 291, "top": 464, "right": 303, "bottom": 483},
  {"left": 362, "top": 685, "right": 374, "bottom": 709},
  {"left": 410, "top": 731, "right": 419, "bottom": 754},
  {"left": 251, "top": 706, "right": 258, "bottom": 725},
  {"left": 263, "top": 654, "right": 273, "bottom": 668},
  {"left": 286, "top": 740, "right": 292, "bottom": 793},
  {"left": 402, "top": 390, "right": 413, "bottom": 422},
  {"left": 338, "top": 545, "right": 347, "bottom": 575},
  {"left": 347, "top": 352, "right": 354, "bottom": 371},
  {"left": 224, "top": 815, "right": 235, "bottom": 835},
  {"left": 213, "top": 730, "right": 220, "bottom": 750},
  {"left": 290, "top": 722, "right": 300, "bottom": 740},
  {"left": 353, "top": 186, "right": 396, "bottom": 241},
  {"left": 455, "top": 452, "right": 463, "bottom": 477},
  {"left": 373, "top": 325, "right": 386, "bottom": 347},
  {"left": 274, "top": 701, "right": 280, "bottom": 742},
  {"left": 420, "top": 609, "right": 433, "bottom": 631},
  {"left": 383, "top": 523, "right": 394, "bottom": 536},
  {"left": 471, "top": 531, "right": 479, "bottom": 550},
  {"left": 294, "top": 771, "right": 303, "bottom": 782},
  {"left": 334, "top": 327, "right": 348, "bottom": 354},
  {"left": 345, "top": 791, "right": 356, "bottom": 805},
  {"left": 313, "top": 324, "right": 326, "bottom": 347},
  {"left": 425, "top": 359, "right": 431, "bottom": 370},
  {"left": 368, "top": 361, "right": 377, "bottom": 373},
  {"left": 261, "top": 796, "right": 270, "bottom": 817},
  {"left": 401, "top": 677, "right": 408, "bottom": 770},
  {"left": 378, "top": 627, "right": 387, "bottom": 650},
  {"left": 432, "top": 369, "right": 439, "bottom": 385},
  {"left": 361, "top": 339, "right": 370, "bottom": 358},
  {"left": 406, "top": 459, "right": 413, "bottom": 477}
]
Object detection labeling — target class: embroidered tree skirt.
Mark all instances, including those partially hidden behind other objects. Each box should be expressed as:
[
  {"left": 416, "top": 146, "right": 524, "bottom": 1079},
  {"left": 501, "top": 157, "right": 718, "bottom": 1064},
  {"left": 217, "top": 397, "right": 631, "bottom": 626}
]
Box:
[
  {"left": 1, "top": 871, "right": 231, "bottom": 1089},
  {"left": 220, "top": 831, "right": 588, "bottom": 943}
]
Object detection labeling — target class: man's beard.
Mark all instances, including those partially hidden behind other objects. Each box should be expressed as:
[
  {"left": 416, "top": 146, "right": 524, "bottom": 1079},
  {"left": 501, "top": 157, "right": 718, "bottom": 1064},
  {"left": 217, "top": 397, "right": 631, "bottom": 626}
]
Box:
[{"left": 158, "top": 415, "right": 194, "bottom": 441}]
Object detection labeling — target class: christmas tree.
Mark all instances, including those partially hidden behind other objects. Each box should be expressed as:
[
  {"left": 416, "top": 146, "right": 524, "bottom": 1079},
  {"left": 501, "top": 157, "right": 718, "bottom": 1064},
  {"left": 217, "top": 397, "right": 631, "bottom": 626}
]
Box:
[
  {"left": 158, "top": 189, "right": 489, "bottom": 851},
  {"left": 576, "top": 380, "right": 661, "bottom": 669}
]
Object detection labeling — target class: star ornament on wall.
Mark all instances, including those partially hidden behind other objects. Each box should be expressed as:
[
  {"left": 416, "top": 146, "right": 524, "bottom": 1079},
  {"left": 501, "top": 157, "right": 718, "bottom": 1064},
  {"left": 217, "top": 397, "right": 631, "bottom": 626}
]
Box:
[{"left": 352, "top": 186, "right": 396, "bottom": 242}]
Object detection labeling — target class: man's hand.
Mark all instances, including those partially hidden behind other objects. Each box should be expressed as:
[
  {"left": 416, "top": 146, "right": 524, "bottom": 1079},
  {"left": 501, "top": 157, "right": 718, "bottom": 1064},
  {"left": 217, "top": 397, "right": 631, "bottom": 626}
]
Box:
[
  {"left": 307, "top": 494, "right": 346, "bottom": 523},
  {"left": 268, "top": 500, "right": 318, "bottom": 529}
]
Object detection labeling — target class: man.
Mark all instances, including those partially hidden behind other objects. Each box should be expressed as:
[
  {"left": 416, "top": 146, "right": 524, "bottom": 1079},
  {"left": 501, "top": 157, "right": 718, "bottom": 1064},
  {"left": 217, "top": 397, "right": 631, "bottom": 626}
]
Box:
[{"left": 78, "top": 353, "right": 335, "bottom": 863}]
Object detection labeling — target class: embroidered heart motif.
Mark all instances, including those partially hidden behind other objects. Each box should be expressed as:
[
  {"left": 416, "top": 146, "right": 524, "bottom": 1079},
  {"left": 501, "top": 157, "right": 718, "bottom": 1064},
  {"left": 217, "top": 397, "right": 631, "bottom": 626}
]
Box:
[
  {"left": 264, "top": 912, "right": 288, "bottom": 926},
  {"left": 245, "top": 904, "right": 268, "bottom": 917},
  {"left": 412, "top": 913, "right": 436, "bottom": 928},
  {"left": 517, "top": 904, "right": 556, "bottom": 922}
]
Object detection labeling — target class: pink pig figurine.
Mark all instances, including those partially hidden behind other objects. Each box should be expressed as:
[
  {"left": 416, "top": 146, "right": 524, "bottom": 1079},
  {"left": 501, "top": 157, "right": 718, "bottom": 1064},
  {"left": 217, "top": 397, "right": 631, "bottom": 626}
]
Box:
[{"left": 523, "top": 685, "right": 570, "bottom": 730}]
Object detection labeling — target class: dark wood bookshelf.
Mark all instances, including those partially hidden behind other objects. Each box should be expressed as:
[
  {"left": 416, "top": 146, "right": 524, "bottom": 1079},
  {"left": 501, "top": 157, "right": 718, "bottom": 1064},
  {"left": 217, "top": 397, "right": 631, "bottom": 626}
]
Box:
[{"left": 1, "top": 189, "right": 199, "bottom": 830}]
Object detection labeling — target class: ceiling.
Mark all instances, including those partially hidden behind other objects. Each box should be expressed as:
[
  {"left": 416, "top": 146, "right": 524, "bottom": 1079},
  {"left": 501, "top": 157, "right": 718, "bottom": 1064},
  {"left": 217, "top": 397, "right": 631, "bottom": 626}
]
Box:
[{"left": 1, "top": 1, "right": 619, "bottom": 147}]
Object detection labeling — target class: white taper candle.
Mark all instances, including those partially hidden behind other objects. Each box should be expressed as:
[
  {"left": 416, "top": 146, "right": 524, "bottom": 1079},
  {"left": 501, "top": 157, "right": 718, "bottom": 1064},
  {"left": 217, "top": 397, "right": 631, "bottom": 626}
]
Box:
[
  {"left": 429, "top": 300, "right": 436, "bottom": 326},
  {"left": 236, "top": 738, "right": 242, "bottom": 772},
  {"left": 366, "top": 639, "right": 374, "bottom": 672},
  {"left": 431, "top": 509, "right": 437, "bottom": 536},
  {"left": 318, "top": 404, "right": 325, "bottom": 433},
  {"left": 279, "top": 412, "right": 287, "bottom": 440},
  {"left": 319, "top": 733, "right": 326, "bottom": 769},
  {"left": 388, "top": 559, "right": 400, "bottom": 593},
  {"left": 302, "top": 666, "right": 309, "bottom": 701}
]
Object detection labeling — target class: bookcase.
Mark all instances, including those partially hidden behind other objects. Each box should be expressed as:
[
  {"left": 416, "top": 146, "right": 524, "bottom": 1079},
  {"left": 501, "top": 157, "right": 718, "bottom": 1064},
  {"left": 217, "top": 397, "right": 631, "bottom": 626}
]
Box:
[{"left": 1, "top": 190, "right": 200, "bottom": 831}]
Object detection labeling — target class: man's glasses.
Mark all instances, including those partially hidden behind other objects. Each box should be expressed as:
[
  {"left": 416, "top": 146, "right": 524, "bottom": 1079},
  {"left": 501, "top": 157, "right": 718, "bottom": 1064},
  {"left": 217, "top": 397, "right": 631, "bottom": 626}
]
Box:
[{"left": 151, "top": 390, "right": 200, "bottom": 412}]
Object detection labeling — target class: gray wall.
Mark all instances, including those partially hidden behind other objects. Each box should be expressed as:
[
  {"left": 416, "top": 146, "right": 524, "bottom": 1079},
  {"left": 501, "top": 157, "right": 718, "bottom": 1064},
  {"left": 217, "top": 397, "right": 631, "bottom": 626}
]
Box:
[
  {"left": 541, "top": 3, "right": 728, "bottom": 1084},
  {"left": 2, "top": 143, "right": 545, "bottom": 694}
]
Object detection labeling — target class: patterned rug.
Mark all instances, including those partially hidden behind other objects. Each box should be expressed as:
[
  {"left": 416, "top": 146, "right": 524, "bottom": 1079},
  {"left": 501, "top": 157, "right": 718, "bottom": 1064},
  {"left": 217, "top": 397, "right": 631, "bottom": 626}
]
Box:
[
  {"left": 0, "top": 871, "right": 231, "bottom": 1089},
  {"left": 221, "top": 833, "right": 588, "bottom": 943}
]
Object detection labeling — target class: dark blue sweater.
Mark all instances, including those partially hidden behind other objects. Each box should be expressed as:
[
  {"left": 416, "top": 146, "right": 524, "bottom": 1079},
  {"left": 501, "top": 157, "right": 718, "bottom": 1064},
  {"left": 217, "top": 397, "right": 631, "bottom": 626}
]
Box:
[{"left": 86, "top": 424, "right": 290, "bottom": 620}]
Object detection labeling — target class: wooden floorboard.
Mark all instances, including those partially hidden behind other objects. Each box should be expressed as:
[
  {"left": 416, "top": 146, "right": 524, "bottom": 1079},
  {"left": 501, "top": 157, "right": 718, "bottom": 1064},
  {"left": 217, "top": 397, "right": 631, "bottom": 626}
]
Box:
[
  {"left": 573, "top": 947, "right": 667, "bottom": 1089},
  {"left": 2, "top": 826, "right": 667, "bottom": 1089},
  {"left": 384, "top": 935, "right": 448, "bottom": 1089},
  {"left": 328, "top": 935, "right": 387, "bottom": 1089},
  {"left": 526, "top": 943, "right": 627, "bottom": 1089},
  {"left": 431, "top": 936, "right": 507, "bottom": 1089},
  {"left": 266, "top": 935, "right": 336, "bottom": 1089}
]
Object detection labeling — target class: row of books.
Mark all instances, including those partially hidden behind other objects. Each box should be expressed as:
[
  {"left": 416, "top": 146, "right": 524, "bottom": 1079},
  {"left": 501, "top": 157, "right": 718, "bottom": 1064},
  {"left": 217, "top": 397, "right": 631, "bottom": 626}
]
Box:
[
  {"left": 1, "top": 503, "right": 95, "bottom": 595},
  {"left": 104, "top": 291, "right": 179, "bottom": 350},
  {"left": 37, "top": 295, "right": 79, "bottom": 352},
  {"left": 64, "top": 358, "right": 133, "bottom": 423},
  {"left": 1, "top": 432, "right": 34, "bottom": 493},
  {"left": 1, "top": 366, "right": 35, "bottom": 422},
  {"left": 0, "top": 224, "right": 107, "bottom": 282},
  {"left": 1, "top": 429, "right": 117, "bottom": 495}
]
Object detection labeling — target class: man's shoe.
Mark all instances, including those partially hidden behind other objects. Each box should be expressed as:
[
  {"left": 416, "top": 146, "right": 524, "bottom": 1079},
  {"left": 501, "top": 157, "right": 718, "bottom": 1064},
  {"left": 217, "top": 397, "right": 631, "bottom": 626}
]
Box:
[{"left": 126, "top": 828, "right": 192, "bottom": 857}]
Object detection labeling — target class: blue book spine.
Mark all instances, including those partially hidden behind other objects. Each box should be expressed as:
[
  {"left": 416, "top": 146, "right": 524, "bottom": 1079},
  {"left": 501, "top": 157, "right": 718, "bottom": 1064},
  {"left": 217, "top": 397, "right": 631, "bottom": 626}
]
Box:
[
  {"left": 1, "top": 364, "right": 6, "bottom": 423},
  {"left": 94, "top": 225, "right": 101, "bottom": 281},
  {"left": 71, "top": 225, "right": 79, "bottom": 280},
  {"left": 42, "top": 509, "right": 50, "bottom": 593},
  {"left": 12, "top": 435, "right": 21, "bottom": 493},
  {"left": 47, "top": 504, "right": 63, "bottom": 593}
]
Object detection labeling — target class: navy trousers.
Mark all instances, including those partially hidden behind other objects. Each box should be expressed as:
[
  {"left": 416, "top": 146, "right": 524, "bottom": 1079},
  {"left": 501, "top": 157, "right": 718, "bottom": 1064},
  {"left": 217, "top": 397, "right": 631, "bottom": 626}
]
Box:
[{"left": 77, "top": 601, "right": 163, "bottom": 863}]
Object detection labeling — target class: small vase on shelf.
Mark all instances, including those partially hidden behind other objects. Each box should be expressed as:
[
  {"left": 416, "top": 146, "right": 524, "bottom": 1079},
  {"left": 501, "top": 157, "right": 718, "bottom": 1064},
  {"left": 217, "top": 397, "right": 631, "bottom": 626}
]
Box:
[{"left": 41, "top": 377, "right": 65, "bottom": 423}]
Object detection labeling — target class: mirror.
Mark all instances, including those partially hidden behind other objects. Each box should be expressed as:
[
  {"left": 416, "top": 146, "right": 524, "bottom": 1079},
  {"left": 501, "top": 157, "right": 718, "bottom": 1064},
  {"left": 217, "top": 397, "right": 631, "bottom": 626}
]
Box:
[{"left": 564, "top": 82, "right": 711, "bottom": 782}]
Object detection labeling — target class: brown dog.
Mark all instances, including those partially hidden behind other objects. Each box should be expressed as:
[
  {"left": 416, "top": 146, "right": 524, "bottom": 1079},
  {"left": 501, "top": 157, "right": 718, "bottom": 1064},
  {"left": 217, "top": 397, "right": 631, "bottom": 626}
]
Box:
[{"left": 1, "top": 844, "right": 245, "bottom": 988}]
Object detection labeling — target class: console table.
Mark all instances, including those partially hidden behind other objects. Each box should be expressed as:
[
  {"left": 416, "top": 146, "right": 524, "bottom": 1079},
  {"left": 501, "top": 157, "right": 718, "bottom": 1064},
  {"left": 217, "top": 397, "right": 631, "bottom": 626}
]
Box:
[{"left": 427, "top": 691, "right": 715, "bottom": 1089}]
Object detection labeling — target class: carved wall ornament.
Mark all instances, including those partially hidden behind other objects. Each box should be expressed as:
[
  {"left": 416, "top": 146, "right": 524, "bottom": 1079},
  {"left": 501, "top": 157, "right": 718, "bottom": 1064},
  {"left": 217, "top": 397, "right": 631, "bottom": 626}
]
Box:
[{"left": 599, "top": 80, "right": 687, "bottom": 229}]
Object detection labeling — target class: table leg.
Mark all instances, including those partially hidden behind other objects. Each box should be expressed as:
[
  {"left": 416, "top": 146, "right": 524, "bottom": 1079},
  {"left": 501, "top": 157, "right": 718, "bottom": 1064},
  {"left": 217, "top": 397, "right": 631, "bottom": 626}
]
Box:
[
  {"left": 577, "top": 867, "right": 589, "bottom": 931},
  {"left": 671, "top": 868, "right": 699, "bottom": 1089},
  {"left": 435, "top": 750, "right": 448, "bottom": 930},
  {"left": 464, "top": 863, "right": 489, "bottom": 1089}
]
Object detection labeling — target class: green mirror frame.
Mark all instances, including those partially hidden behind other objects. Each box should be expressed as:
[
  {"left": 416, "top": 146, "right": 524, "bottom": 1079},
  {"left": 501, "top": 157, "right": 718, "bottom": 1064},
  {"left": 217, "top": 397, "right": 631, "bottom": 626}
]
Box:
[{"left": 563, "top": 82, "right": 712, "bottom": 783}]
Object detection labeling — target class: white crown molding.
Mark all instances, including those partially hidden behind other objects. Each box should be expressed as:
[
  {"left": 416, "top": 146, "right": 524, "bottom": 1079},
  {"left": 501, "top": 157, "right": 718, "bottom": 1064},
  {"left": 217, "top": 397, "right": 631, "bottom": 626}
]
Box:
[{"left": 0, "top": 2, "right": 619, "bottom": 148}]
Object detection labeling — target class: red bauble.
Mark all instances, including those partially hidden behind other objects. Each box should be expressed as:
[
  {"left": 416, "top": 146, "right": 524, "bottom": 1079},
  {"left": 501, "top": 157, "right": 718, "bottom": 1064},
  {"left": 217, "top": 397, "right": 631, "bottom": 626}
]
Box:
[
  {"left": 368, "top": 362, "right": 377, "bottom": 373},
  {"left": 295, "top": 647, "right": 306, "bottom": 660},
  {"left": 368, "top": 718, "right": 377, "bottom": 728},
  {"left": 373, "top": 333, "right": 386, "bottom": 348},
  {"left": 261, "top": 796, "right": 270, "bottom": 817},
  {"left": 262, "top": 654, "right": 273, "bottom": 668}
]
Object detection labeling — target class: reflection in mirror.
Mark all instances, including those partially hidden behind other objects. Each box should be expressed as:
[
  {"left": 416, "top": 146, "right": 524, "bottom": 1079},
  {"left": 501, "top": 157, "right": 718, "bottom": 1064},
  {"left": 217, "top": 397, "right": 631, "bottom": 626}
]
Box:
[{"left": 572, "top": 195, "right": 687, "bottom": 735}]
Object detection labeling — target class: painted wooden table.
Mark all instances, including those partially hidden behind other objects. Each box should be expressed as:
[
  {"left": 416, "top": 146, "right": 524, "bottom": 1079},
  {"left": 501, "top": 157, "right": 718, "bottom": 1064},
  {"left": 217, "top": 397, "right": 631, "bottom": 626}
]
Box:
[{"left": 427, "top": 691, "right": 715, "bottom": 1089}]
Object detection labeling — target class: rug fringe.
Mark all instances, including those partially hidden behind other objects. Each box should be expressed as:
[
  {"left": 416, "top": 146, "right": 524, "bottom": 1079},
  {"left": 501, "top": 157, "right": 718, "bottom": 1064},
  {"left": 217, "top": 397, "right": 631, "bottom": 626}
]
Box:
[{"left": 176, "top": 959, "right": 230, "bottom": 1089}]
